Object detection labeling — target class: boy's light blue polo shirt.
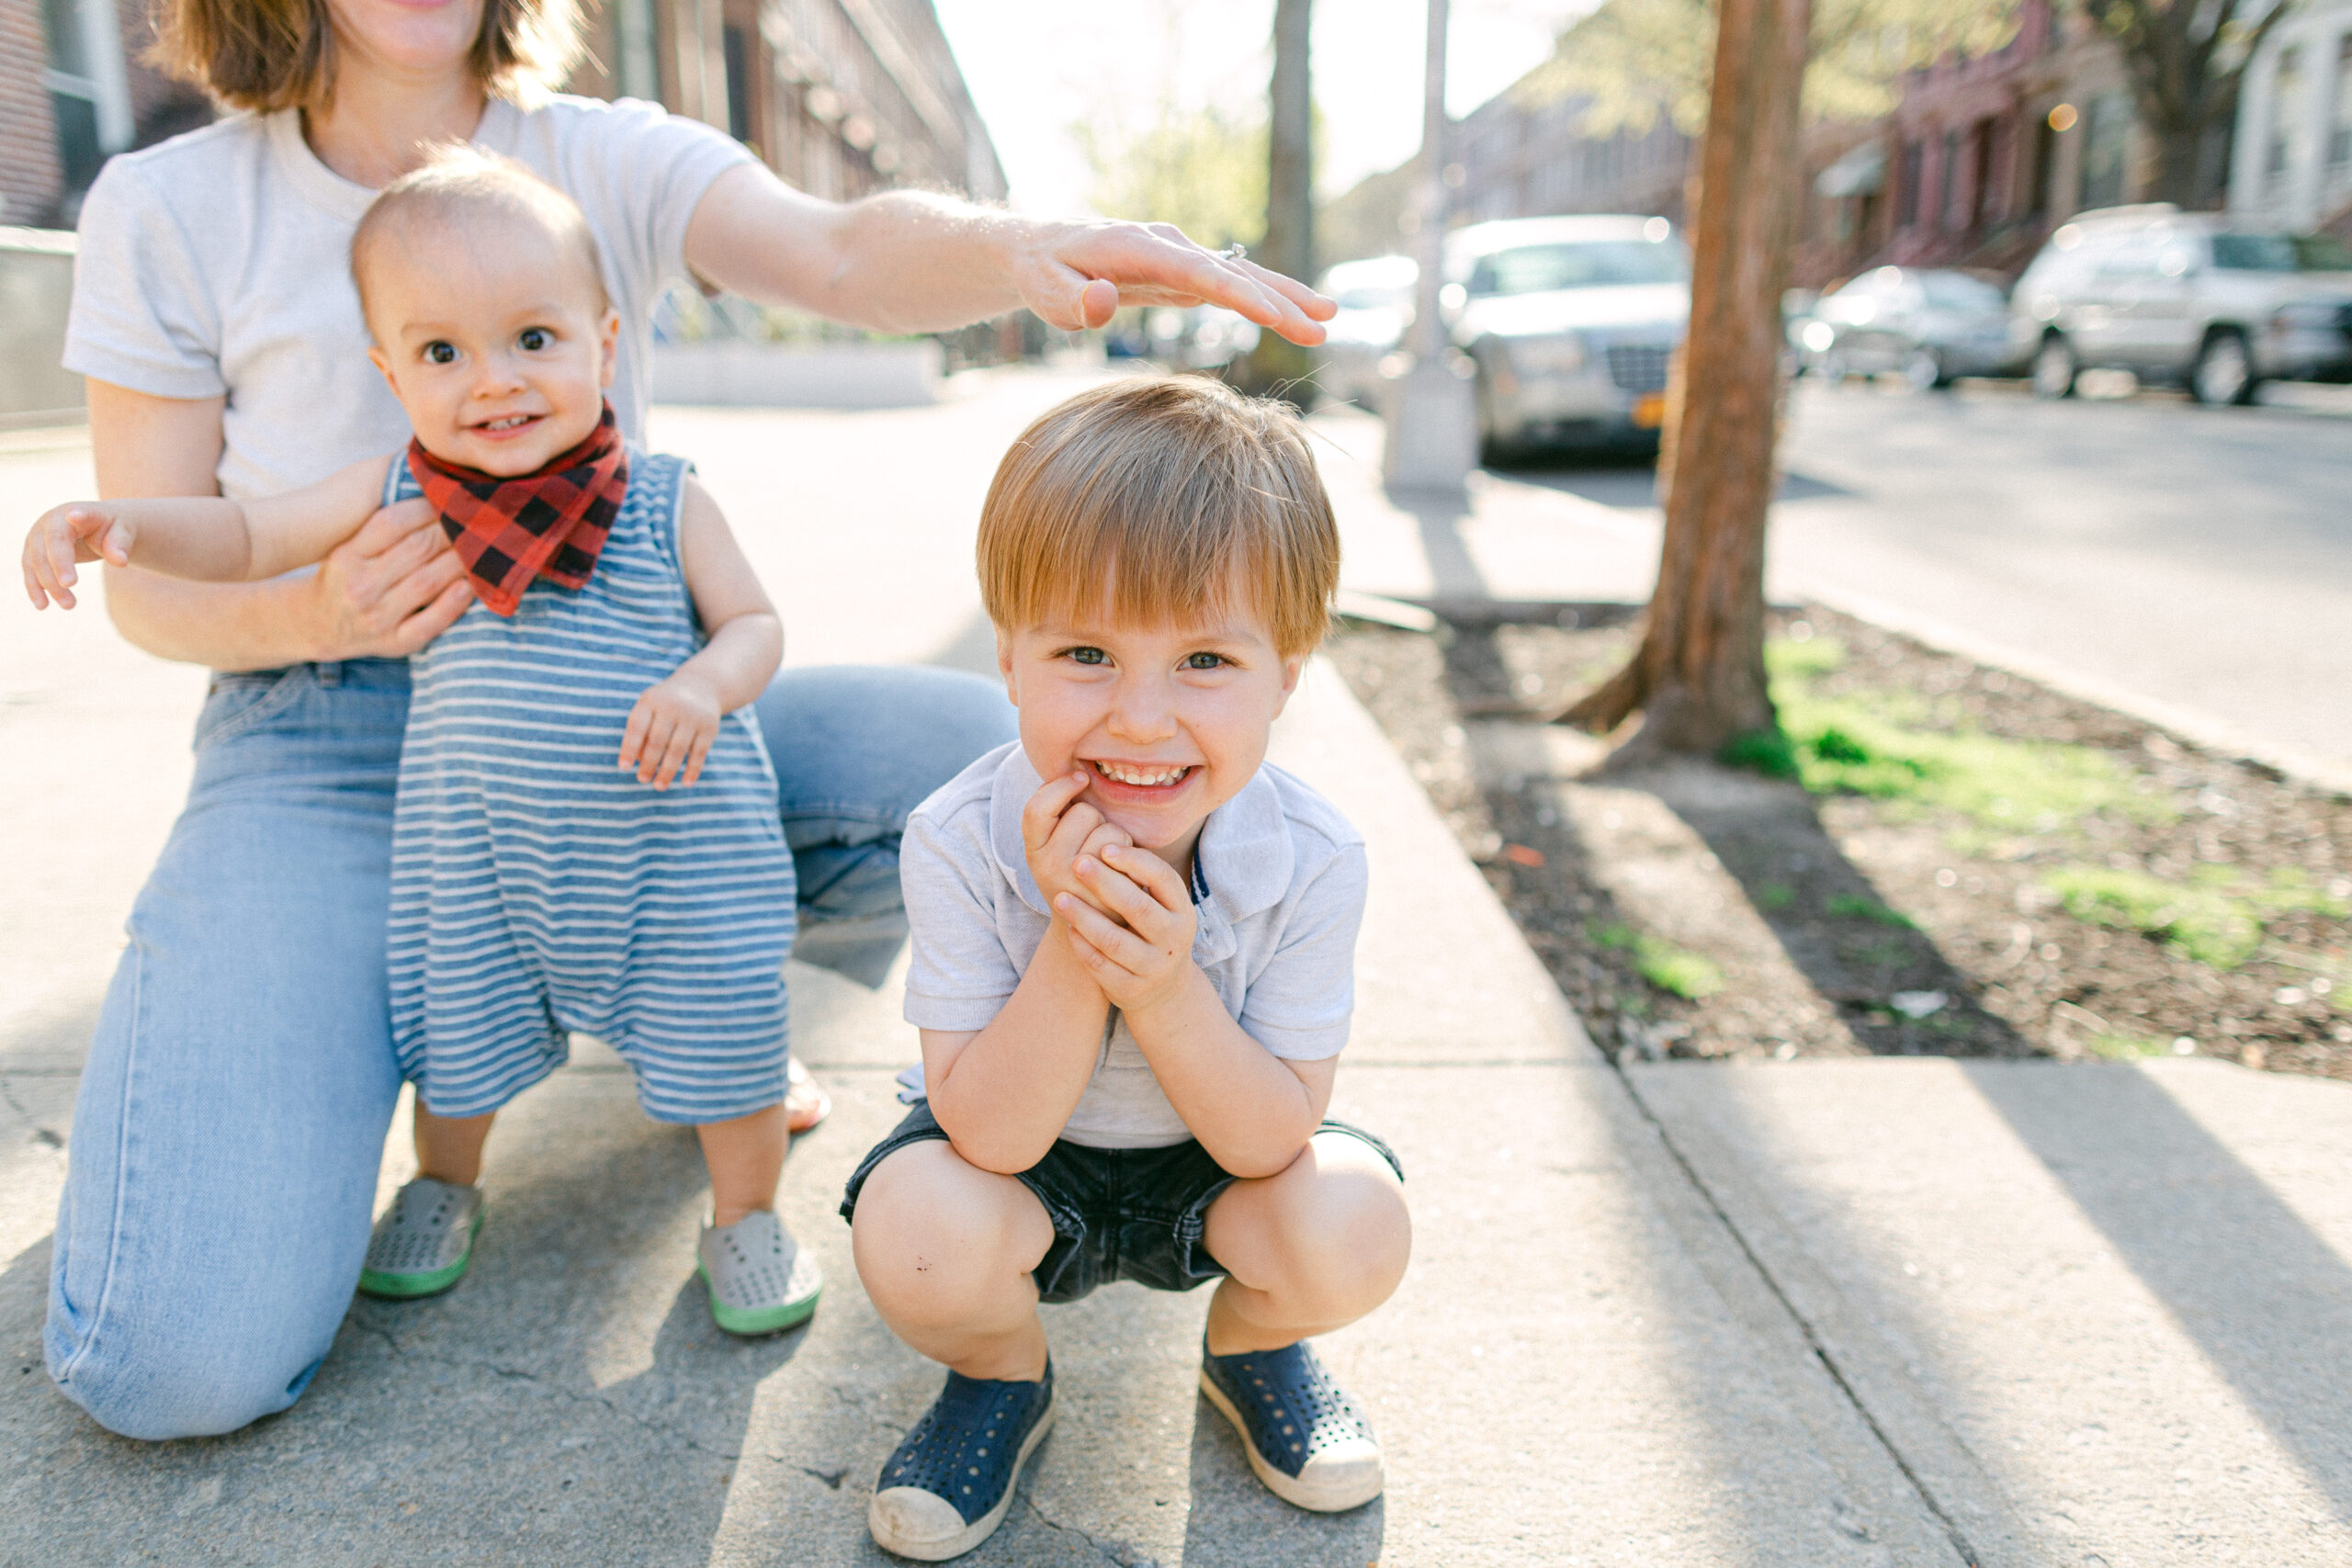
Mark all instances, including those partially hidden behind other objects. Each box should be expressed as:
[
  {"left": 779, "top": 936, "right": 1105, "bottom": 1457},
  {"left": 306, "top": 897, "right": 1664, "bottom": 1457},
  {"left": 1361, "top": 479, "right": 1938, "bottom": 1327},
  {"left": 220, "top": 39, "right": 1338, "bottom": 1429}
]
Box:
[{"left": 899, "top": 741, "right": 1368, "bottom": 1150}]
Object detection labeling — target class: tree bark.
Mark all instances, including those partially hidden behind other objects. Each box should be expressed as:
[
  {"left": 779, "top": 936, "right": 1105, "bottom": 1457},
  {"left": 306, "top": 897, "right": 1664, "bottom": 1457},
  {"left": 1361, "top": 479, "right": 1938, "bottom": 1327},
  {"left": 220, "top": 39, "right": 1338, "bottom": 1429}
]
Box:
[
  {"left": 1557, "top": 0, "right": 1810, "bottom": 756},
  {"left": 1234, "top": 0, "right": 1317, "bottom": 407}
]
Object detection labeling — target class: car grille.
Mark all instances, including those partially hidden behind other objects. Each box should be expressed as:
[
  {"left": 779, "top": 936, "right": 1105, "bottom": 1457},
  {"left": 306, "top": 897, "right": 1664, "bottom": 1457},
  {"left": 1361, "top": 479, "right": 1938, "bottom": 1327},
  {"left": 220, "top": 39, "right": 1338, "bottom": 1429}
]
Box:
[{"left": 1604, "top": 343, "right": 1672, "bottom": 393}]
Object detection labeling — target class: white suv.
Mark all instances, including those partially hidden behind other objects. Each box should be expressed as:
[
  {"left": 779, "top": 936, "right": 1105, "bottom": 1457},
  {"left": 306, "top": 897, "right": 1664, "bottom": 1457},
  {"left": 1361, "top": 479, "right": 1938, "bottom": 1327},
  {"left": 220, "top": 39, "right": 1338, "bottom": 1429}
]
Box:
[{"left": 2009, "top": 204, "right": 2352, "bottom": 404}]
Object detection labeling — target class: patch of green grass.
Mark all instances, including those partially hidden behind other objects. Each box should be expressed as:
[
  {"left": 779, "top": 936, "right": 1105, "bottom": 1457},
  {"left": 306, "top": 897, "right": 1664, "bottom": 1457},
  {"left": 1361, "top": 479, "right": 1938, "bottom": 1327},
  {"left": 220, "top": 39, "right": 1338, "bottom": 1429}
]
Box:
[
  {"left": 2041, "top": 866, "right": 2264, "bottom": 969},
  {"left": 1747, "top": 637, "right": 2177, "bottom": 836},
  {"left": 1764, "top": 636, "right": 1847, "bottom": 681},
  {"left": 2244, "top": 868, "right": 2352, "bottom": 920},
  {"left": 1592, "top": 922, "right": 1727, "bottom": 1000},
  {"left": 1754, "top": 881, "right": 1795, "bottom": 911},
  {"left": 1826, "top": 893, "right": 1915, "bottom": 928},
  {"left": 2087, "top": 1031, "right": 2172, "bottom": 1060}
]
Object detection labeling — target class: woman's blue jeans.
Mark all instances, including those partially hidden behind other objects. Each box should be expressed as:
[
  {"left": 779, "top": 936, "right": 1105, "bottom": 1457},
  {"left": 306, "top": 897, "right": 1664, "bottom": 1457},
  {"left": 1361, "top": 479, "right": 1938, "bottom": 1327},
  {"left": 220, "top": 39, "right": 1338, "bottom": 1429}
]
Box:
[{"left": 43, "top": 658, "right": 1013, "bottom": 1440}]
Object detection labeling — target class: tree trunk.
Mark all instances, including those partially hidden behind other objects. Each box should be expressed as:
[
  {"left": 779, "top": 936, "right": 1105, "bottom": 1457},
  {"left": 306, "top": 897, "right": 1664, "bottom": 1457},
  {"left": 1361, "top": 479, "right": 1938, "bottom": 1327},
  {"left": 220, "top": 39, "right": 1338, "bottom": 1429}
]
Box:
[
  {"left": 1557, "top": 0, "right": 1810, "bottom": 756},
  {"left": 1234, "top": 0, "right": 1317, "bottom": 407}
]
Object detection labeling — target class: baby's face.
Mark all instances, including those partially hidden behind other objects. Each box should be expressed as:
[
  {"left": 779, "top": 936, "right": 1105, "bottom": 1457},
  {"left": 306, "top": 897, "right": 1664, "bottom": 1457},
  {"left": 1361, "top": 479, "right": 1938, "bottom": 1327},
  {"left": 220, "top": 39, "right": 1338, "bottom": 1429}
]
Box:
[
  {"left": 364, "top": 218, "right": 617, "bottom": 477},
  {"left": 999, "top": 590, "right": 1305, "bottom": 864}
]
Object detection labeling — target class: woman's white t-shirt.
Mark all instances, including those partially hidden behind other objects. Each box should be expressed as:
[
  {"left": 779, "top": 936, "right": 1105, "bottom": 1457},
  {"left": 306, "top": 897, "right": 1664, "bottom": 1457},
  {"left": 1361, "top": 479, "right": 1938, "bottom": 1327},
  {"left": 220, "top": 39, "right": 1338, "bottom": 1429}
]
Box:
[{"left": 64, "top": 95, "right": 753, "bottom": 502}]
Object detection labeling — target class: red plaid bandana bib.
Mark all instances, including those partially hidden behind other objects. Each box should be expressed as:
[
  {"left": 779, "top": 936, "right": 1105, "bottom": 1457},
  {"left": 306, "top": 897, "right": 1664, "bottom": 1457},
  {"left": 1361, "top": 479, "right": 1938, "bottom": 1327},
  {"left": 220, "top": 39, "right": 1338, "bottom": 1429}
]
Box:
[{"left": 407, "top": 404, "right": 629, "bottom": 617}]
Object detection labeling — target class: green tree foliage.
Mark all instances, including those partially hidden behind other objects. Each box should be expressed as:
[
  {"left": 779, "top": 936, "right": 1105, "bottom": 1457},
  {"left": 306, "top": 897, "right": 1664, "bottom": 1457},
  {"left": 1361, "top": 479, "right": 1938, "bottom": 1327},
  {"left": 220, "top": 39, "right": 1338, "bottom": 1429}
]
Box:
[
  {"left": 1526, "top": 0, "right": 2023, "bottom": 134},
  {"left": 1076, "top": 106, "right": 1269, "bottom": 252}
]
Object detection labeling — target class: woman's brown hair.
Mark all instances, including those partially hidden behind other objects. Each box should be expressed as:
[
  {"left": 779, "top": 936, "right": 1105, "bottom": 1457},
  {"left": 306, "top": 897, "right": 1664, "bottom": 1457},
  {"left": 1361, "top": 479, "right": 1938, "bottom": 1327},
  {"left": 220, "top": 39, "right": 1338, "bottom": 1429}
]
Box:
[{"left": 150, "top": 0, "right": 586, "bottom": 113}]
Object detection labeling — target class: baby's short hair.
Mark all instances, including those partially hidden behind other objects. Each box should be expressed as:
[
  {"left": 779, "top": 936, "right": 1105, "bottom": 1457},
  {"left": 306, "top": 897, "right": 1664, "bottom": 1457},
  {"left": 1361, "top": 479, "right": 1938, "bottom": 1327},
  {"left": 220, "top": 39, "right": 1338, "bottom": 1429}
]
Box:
[
  {"left": 978, "top": 378, "right": 1340, "bottom": 657},
  {"left": 350, "top": 147, "right": 606, "bottom": 327}
]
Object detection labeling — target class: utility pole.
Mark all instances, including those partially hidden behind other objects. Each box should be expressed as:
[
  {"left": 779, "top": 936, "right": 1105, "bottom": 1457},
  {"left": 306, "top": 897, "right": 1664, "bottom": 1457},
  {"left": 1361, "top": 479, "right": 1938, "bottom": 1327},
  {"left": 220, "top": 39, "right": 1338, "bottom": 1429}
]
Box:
[
  {"left": 1234, "top": 0, "right": 1317, "bottom": 406},
  {"left": 1382, "top": 0, "right": 1476, "bottom": 491},
  {"left": 1557, "top": 0, "right": 1812, "bottom": 753}
]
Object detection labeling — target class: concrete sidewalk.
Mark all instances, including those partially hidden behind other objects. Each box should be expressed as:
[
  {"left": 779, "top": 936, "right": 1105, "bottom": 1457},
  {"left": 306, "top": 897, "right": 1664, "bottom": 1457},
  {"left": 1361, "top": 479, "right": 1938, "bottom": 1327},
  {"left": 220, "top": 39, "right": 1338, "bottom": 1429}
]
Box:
[{"left": 1, "top": 374, "right": 2348, "bottom": 1564}]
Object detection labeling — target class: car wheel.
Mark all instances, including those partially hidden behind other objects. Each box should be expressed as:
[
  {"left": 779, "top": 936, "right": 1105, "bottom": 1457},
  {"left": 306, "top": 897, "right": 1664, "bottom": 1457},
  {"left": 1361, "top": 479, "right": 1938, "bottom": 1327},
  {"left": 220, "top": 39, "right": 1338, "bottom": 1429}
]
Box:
[
  {"left": 2190, "top": 329, "right": 2256, "bottom": 406},
  {"left": 1902, "top": 347, "right": 1944, "bottom": 392},
  {"left": 2030, "top": 334, "right": 2077, "bottom": 400}
]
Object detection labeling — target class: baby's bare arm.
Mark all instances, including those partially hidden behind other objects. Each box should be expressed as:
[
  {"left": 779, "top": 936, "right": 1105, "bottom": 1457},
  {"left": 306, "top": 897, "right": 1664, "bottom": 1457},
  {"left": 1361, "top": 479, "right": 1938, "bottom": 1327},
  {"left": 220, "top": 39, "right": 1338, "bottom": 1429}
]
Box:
[
  {"left": 23, "top": 457, "right": 393, "bottom": 610},
  {"left": 618, "top": 479, "right": 785, "bottom": 790}
]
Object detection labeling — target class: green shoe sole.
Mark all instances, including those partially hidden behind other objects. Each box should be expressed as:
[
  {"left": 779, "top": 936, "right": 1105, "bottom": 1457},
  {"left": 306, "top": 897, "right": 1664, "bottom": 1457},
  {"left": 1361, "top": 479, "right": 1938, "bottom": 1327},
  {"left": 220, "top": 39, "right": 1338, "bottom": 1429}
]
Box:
[
  {"left": 358, "top": 1210, "right": 483, "bottom": 1300},
  {"left": 697, "top": 1258, "right": 820, "bottom": 1336}
]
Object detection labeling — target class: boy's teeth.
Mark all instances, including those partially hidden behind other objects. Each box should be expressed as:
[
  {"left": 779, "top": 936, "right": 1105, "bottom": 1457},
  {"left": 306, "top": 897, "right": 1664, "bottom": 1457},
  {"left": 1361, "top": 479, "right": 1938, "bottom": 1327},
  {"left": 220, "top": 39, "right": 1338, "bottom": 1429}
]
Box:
[{"left": 1093, "top": 761, "right": 1188, "bottom": 787}]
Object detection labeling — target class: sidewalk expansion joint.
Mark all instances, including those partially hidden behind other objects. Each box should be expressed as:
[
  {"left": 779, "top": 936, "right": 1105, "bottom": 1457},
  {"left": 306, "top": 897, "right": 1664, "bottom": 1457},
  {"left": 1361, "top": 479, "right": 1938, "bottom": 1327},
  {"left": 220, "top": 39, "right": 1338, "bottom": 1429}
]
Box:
[{"left": 1606, "top": 1056, "right": 1986, "bottom": 1568}]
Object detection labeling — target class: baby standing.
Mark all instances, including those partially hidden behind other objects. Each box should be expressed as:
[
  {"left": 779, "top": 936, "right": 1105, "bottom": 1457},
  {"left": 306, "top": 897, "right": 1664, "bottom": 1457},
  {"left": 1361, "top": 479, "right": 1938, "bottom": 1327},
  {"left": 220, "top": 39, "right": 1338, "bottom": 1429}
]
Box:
[{"left": 24, "top": 152, "right": 820, "bottom": 1335}]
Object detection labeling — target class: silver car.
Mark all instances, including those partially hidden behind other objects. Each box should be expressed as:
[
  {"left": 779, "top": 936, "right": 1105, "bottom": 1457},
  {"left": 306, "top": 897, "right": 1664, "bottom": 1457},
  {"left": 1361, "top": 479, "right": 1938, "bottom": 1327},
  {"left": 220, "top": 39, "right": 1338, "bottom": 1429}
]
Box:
[
  {"left": 2010, "top": 205, "right": 2352, "bottom": 404},
  {"left": 1802, "top": 266, "right": 2022, "bottom": 389},
  {"left": 1312, "top": 254, "right": 1417, "bottom": 407},
  {"left": 1446, "top": 215, "right": 1690, "bottom": 457}
]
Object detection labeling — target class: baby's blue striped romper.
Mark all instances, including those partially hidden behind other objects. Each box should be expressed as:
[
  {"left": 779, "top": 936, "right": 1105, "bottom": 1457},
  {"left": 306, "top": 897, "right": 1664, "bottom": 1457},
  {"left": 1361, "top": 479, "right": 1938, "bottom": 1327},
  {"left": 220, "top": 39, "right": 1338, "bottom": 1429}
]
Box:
[{"left": 382, "top": 449, "right": 795, "bottom": 1124}]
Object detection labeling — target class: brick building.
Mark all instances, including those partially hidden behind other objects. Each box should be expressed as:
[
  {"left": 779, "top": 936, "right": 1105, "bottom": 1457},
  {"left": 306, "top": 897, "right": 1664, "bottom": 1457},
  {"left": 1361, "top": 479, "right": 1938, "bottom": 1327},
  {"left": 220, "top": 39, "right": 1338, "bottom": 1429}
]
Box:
[{"left": 2, "top": 0, "right": 1001, "bottom": 230}]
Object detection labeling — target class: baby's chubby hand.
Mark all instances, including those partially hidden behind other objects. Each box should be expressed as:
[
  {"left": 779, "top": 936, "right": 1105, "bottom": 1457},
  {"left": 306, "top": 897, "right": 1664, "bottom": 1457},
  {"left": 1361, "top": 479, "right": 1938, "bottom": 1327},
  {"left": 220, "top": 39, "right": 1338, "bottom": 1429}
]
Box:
[
  {"left": 1022, "top": 770, "right": 1134, "bottom": 919},
  {"left": 22, "top": 502, "right": 134, "bottom": 610},
  {"left": 620, "top": 670, "right": 722, "bottom": 790}
]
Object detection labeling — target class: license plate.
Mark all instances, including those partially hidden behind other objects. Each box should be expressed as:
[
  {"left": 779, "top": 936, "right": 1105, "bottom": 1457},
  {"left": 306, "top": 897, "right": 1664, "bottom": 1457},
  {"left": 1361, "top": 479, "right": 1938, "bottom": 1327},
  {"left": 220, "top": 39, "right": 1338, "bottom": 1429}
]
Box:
[{"left": 1633, "top": 393, "right": 1667, "bottom": 428}]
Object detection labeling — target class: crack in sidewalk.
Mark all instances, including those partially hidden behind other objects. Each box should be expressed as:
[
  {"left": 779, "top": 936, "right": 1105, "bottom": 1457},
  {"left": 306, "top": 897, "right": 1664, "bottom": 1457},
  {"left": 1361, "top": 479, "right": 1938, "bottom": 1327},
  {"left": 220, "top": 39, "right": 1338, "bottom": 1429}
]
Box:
[
  {"left": 343, "top": 1318, "right": 747, "bottom": 1463},
  {"left": 1019, "top": 1493, "right": 1141, "bottom": 1566},
  {"left": 1603, "top": 1059, "right": 1986, "bottom": 1567}
]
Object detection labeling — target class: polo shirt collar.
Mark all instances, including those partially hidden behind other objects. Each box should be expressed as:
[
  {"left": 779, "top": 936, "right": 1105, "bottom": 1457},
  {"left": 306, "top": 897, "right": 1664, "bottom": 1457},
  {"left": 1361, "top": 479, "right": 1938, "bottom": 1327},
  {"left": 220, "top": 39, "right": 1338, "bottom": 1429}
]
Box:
[{"left": 987, "top": 746, "right": 1295, "bottom": 960}]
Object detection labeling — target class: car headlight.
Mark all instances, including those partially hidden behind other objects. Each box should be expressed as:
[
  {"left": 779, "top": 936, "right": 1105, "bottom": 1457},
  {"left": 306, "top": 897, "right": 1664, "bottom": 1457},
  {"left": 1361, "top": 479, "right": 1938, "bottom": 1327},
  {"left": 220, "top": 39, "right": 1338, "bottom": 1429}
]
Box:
[
  {"left": 1503, "top": 333, "right": 1588, "bottom": 375},
  {"left": 1800, "top": 321, "right": 1837, "bottom": 354},
  {"left": 2272, "top": 301, "right": 2344, "bottom": 333}
]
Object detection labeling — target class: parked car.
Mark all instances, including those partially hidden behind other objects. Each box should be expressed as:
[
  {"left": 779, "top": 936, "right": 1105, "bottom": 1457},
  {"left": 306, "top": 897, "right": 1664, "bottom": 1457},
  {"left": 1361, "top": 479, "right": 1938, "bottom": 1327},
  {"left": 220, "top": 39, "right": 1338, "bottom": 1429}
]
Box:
[
  {"left": 2008, "top": 204, "right": 2352, "bottom": 404},
  {"left": 1444, "top": 215, "right": 1690, "bottom": 457},
  {"left": 1312, "top": 254, "right": 1417, "bottom": 406},
  {"left": 1800, "top": 266, "right": 2022, "bottom": 388}
]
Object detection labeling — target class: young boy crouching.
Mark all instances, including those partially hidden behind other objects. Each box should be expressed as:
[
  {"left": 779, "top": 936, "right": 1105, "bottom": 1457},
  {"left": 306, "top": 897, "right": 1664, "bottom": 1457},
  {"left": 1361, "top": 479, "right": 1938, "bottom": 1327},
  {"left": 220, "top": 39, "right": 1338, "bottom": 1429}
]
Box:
[{"left": 840, "top": 377, "right": 1411, "bottom": 1561}]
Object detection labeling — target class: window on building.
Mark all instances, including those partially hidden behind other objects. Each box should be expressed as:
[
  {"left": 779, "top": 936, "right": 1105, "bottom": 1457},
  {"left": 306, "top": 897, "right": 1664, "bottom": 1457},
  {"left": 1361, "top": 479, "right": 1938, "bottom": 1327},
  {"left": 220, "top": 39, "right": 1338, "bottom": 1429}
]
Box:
[
  {"left": 721, "top": 23, "right": 754, "bottom": 145},
  {"left": 2269, "top": 46, "right": 2303, "bottom": 188},
  {"left": 2078, "top": 94, "right": 2130, "bottom": 209},
  {"left": 40, "top": 0, "right": 107, "bottom": 194},
  {"left": 1899, "top": 140, "right": 1924, "bottom": 226},
  {"left": 2332, "top": 36, "right": 2352, "bottom": 168},
  {"left": 2030, "top": 115, "right": 2057, "bottom": 211}
]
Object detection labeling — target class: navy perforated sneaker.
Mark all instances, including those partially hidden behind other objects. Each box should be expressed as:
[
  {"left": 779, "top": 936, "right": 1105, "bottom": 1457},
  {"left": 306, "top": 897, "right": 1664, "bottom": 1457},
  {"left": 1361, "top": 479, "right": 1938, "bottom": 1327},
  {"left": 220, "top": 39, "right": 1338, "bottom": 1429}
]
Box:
[
  {"left": 1199, "top": 1339, "right": 1383, "bottom": 1512},
  {"left": 868, "top": 1361, "right": 1055, "bottom": 1562}
]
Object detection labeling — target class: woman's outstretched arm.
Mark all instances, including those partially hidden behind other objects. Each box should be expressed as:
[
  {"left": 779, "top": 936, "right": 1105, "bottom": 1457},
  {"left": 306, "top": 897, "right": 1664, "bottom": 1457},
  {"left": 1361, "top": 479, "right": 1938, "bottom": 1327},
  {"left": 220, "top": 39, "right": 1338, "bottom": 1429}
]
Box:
[
  {"left": 682, "top": 164, "right": 1336, "bottom": 344},
  {"left": 88, "top": 380, "right": 472, "bottom": 671}
]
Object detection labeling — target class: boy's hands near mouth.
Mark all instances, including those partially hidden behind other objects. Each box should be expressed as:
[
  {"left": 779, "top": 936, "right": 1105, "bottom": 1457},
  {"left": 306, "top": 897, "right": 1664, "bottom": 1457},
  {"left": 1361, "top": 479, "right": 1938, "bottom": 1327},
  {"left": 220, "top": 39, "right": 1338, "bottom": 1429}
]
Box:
[
  {"left": 1023, "top": 771, "right": 1133, "bottom": 920},
  {"left": 1056, "top": 843, "right": 1200, "bottom": 1016}
]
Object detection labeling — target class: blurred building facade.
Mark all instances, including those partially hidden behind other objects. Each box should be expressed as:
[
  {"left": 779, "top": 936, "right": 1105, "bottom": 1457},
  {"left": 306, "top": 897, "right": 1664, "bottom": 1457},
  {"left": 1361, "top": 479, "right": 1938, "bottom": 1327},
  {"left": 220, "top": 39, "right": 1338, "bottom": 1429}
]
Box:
[
  {"left": 1, "top": 0, "right": 208, "bottom": 227},
  {"left": 1352, "top": 0, "right": 2177, "bottom": 288},
  {"left": 566, "top": 0, "right": 1004, "bottom": 206},
  {"left": 3, "top": 0, "right": 1001, "bottom": 230},
  {"left": 2231, "top": 0, "right": 2352, "bottom": 235}
]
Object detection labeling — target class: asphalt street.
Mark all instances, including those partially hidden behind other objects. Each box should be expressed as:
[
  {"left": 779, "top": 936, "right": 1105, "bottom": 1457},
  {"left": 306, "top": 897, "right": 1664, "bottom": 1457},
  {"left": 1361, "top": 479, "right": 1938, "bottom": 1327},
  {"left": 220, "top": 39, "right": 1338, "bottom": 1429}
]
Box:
[{"left": 1502, "top": 379, "right": 2352, "bottom": 785}]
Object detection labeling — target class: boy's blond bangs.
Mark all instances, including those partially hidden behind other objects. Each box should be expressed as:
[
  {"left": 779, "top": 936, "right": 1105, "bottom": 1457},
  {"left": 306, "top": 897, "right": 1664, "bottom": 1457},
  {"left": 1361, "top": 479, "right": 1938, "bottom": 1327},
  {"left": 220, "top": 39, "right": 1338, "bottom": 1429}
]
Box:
[
  {"left": 151, "top": 0, "right": 584, "bottom": 114},
  {"left": 978, "top": 378, "right": 1339, "bottom": 658}
]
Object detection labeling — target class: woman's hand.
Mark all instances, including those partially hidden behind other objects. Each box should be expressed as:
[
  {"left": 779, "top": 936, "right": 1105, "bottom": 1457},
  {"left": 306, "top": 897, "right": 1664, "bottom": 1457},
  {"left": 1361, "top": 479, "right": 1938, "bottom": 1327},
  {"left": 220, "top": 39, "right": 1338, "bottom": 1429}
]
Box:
[
  {"left": 300, "top": 497, "right": 473, "bottom": 660},
  {"left": 24, "top": 502, "right": 135, "bottom": 609},
  {"left": 1012, "top": 220, "right": 1338, "bottom": 341},
  {"left": 620, "top": 669, "right": 723, "bottom": 790},
  {"left": 1055, "top": 842, "right": 1201, "bottom": 1017}
]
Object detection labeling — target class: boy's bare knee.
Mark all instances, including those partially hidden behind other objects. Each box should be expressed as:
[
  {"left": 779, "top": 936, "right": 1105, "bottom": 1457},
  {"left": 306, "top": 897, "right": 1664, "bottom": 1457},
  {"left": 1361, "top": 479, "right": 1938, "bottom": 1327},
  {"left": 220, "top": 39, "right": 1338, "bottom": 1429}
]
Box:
[
  {"left": 851, "top": 1140, "right": 1049, "bottom": 1323},
  {"left": 1216, "top": 1137, "right": 1410, "bottom": 1316}
]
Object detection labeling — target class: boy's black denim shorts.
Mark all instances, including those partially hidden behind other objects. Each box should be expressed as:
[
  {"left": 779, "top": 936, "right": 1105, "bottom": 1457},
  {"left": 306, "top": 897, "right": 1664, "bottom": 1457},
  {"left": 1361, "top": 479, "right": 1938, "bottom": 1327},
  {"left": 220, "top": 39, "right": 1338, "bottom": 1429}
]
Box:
[{"left": 840, "top": 1100, "right": 1403, "bottom": 1305}]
